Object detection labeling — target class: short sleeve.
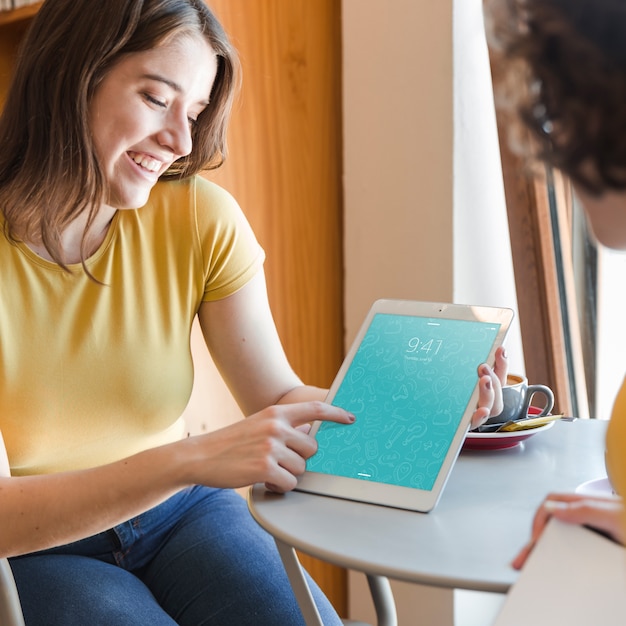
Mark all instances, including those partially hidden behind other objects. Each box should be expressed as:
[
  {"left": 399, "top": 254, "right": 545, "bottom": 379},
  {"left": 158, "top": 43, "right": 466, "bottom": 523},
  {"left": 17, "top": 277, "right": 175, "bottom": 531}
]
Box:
[{"left": 192, "top": 176, "right": 265, "bottom": 301}]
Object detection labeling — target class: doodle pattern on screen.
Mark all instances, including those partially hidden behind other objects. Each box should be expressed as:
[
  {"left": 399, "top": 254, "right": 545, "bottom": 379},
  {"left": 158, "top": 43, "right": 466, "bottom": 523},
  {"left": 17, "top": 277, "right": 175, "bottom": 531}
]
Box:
[{"left": 307, "top": 313, "right": 500, "bottom": 490}]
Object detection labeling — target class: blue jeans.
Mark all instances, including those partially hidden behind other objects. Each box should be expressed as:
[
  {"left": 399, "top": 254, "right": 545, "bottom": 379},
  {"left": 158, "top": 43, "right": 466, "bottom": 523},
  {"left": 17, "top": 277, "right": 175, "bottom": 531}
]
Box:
[{"left": 9, "top": 486, "right": 342, "bottom": 625}]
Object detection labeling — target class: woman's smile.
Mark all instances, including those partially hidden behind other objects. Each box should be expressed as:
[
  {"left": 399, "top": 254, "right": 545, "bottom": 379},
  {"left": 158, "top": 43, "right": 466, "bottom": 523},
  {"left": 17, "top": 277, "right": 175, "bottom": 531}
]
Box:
[
  {"left": 88, "top": 34, "right": 217, "bottom": 212},
  {"left": 127, "top": 151, "right": 163, "bottom": 174}
]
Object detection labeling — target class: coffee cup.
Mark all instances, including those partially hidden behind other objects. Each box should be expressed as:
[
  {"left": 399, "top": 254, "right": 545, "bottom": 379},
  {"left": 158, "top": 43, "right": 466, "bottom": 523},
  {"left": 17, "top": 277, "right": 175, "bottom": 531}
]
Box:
[{"left": 484, "top": 373, "right": 554, "bottom": 426}]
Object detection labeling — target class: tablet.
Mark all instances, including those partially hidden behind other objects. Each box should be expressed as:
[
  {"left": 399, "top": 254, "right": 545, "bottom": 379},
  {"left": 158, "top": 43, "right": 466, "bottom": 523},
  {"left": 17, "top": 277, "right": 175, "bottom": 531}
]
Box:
[{"left": 296, "top": 299, "right": 514, "bottom": 512}]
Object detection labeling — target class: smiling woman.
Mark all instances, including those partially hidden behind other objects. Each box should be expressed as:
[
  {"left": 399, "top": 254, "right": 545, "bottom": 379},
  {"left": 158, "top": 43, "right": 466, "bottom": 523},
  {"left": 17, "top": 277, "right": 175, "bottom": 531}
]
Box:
[
  {"left": 20, "top": 36, "right": 219, "bottom": 266},
  {"left": 0, "top": 0, "right": 238, "bottom": 270},
  {"left": 87, "top": 36, "right": 217, "bottom": 221},
  {"left": 0, "top": 1, "right": 357, "bottom": 624}
]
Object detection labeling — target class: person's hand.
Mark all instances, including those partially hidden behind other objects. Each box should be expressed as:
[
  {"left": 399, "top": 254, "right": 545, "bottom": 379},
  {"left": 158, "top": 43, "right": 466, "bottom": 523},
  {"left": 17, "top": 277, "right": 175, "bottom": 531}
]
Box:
[
  {"left": 511, "top": 493, "right": 625, "bottom": 570},
  {"left": 470, "top": 346, "right": 508, "bottom": 430},
  {"left": 187, "top": 401, "right": 355, "bottom": 493}
]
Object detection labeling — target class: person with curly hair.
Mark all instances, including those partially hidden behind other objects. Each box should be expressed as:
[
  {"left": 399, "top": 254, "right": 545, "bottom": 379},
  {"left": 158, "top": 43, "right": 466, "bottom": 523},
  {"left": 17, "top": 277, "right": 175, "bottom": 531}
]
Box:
[{"left": 485, "top": 0, "right": 626, "bottom": 568}]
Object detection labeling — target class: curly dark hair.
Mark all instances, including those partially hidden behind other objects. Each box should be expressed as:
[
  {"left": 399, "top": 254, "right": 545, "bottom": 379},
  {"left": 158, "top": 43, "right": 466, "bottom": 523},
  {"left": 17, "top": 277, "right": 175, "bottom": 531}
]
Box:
[{"left": 486, "top": 0, "right": 626, "bottom": 194}]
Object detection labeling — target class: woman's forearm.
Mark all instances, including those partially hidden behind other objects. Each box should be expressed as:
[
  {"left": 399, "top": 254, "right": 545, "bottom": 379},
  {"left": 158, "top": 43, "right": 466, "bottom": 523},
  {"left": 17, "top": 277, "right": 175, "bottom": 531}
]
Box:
[
  {"left": 276, "top": 384, "right": 328, "bottom": 405},
  {"left": 0, "top": 440, "right": 193, "bottom": 558}
]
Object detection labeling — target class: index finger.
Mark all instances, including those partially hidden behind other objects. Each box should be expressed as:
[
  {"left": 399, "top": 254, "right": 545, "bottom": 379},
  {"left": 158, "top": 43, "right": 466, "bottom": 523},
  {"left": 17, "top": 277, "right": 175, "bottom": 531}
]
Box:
[{"left": 283, "top": 401, "right": 356, "bottom": 428}]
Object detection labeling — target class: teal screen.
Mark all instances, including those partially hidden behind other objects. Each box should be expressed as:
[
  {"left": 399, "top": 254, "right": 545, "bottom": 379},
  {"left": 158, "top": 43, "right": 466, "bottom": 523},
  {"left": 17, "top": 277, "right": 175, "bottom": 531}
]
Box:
[{"left": 307, "top": 313, "right": 500, "bottom": 490}]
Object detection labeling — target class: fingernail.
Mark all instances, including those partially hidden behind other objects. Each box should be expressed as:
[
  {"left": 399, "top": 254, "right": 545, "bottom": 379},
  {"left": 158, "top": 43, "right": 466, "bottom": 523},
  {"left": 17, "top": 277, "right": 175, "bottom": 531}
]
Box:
[
  {"left": 502, "top": 348, "right": 508, "bottom": 358},
  {"left": 485, "top": 379, "right": 492, "bottom": 391},
  {"left": 544, "top": 500, "right": 569, "bottom": 512},
  {"left": 348, "top": 413, "right": 356, "bottom": 423},
  {"left": 480, "top": 364, "right": 490, "bottom": 376}
]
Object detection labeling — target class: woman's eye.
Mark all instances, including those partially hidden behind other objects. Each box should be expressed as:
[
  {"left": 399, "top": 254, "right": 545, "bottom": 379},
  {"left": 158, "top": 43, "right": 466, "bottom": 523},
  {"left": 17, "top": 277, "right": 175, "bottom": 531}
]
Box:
[{"left": 144, "top": 93, "right": 167, "bottom": 108}]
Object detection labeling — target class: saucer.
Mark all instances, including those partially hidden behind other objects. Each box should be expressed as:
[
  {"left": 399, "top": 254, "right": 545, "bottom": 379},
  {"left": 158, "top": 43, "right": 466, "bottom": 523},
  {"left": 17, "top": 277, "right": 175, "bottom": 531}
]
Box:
[
  {"left": 575, "top": 477, "right": 615, "bottom": 497},
  {"left": 463, "top": 421, "right": 555, "bottom": 451}
]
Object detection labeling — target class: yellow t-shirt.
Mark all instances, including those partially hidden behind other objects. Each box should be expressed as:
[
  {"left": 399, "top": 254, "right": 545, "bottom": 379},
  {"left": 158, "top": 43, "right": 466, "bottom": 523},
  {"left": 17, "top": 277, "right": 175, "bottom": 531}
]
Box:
[{"left": 0, "top": 176, "right": 264, "bottom": 475}]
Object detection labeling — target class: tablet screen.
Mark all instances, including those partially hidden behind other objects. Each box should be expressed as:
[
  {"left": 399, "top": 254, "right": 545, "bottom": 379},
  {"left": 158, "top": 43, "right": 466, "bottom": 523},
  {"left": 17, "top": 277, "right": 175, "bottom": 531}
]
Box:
[{"left": 306, "top": 312, "right": 501, "bottom": 490}]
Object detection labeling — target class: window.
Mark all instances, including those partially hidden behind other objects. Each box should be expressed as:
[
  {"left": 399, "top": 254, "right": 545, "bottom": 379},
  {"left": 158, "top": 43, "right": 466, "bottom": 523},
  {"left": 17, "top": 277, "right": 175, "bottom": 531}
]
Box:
[{"left": 493, "top": 76, "right": 625, "bottom": 421}]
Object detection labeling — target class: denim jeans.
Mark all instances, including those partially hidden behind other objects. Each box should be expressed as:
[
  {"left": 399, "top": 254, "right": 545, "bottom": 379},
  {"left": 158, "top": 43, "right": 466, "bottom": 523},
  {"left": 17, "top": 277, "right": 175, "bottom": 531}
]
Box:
[{"left": 9, "top": 486, "right": 342, "bottom": 625}]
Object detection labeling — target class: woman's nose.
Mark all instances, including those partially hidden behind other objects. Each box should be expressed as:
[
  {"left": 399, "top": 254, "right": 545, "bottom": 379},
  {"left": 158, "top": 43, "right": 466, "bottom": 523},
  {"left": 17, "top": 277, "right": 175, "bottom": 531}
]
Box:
[{"left": 157, "top": 111, "right": 193, "bottom": 158}]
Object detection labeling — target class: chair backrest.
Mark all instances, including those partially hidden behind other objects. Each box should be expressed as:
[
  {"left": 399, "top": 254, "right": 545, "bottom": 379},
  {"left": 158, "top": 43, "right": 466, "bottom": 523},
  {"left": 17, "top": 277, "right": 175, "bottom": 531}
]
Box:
[
  {"left": 0, "top": 558, "right": 25, "bottom": 626},
  {"left": 0, "top": 430, "right": 24, "bottom": 625}
]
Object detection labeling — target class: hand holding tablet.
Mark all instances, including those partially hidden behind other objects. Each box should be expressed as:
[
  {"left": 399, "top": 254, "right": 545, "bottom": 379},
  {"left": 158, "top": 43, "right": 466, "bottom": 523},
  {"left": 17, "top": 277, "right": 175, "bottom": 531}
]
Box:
[{"left": 296, "top": 299, "right": 513, "bottom": 512}]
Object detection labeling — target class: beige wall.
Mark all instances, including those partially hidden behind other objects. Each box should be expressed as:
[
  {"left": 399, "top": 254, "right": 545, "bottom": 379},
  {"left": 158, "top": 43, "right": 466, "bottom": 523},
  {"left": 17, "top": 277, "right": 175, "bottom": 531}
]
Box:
[
  {"left": 343, "top": 0, "right": 522, "bottom": 623},
  {"left": 343, "top": 0, "right": 454, "bottom": 331},
  {"left": 342, "top": 0, "right": 522, "bottom": 358}
]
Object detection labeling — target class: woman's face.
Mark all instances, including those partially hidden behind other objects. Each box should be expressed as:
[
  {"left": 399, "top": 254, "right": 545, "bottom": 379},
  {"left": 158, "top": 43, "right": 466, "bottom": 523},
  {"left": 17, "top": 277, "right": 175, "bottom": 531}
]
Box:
[
  {"left": 89, "top": 34, "right": 218, "bottom": 211},
  {"left": 574, "top": 185, "right": 626, "bottom": 251}
]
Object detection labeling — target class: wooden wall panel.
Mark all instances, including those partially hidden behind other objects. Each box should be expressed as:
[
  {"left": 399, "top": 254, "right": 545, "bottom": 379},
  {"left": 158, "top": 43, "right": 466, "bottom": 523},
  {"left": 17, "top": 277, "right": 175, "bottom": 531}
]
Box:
[
  {"left": 0, "top": 19, "right": 31, "bottom": 108},
  {"left": 204, "top": 0, "right": 347, "bottom": 615},
  {"left": 206, "top": 0, "right": 344, "bottom": 387}
]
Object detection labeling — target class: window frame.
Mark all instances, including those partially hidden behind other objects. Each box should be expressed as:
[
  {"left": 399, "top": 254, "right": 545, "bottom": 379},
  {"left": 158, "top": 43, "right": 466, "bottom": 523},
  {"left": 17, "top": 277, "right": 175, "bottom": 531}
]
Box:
[{"left": 492, "top": 85, "right": 590, "bottom": 418}]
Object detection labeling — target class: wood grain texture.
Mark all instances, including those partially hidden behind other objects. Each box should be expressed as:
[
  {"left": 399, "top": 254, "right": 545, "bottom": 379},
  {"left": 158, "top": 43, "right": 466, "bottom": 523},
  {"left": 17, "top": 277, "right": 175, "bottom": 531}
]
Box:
[
  {"left": 205, "top": 0, "right": 344, "bottom": 387},
  {"left": 0, "top": 20, "right": 30, "bottom": 108},
  {"left": 204, "top": 1, "right": 346, "bottom": 613},
  {"left": 0, "top": 2, "right": 41, "bottom": 27}
]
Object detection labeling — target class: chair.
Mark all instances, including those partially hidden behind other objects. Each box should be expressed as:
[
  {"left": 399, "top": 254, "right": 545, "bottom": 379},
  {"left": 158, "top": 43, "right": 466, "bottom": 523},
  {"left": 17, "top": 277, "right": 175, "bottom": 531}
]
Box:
[{"left": 0, "top": 558, "right": 25, "bottom": 626}]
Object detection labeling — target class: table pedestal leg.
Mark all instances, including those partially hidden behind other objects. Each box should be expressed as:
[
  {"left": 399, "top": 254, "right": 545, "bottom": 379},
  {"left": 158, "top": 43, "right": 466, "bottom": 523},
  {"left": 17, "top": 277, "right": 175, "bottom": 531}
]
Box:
[
  {"left": 275, "top": 538, "right": 324, "bottom": 626},
  {"left": 274, "top": 538, "right": 398, "bottom": 626},
  {"left": 366, "top": 574, "right": 398, "bottom": 626}
]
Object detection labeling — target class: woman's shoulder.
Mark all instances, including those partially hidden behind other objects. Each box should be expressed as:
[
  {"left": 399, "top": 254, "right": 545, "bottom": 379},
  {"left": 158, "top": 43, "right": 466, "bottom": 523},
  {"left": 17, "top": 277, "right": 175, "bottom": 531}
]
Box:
[
  {"left": 143, "top": 175, "right": 259, "bottom": 251},
  {"left": 150, "top": 175, "right": 238, "bottom": 210}
]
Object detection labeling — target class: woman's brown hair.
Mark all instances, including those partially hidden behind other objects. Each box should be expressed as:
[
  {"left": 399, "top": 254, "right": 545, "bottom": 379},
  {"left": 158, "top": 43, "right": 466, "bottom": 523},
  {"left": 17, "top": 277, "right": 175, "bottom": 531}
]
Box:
[
  {"left": 0, "top": 0, "right": 239, "bottom": 268},
  {"left": 486, "top": 0, "right": 626, "bottom": 195}
]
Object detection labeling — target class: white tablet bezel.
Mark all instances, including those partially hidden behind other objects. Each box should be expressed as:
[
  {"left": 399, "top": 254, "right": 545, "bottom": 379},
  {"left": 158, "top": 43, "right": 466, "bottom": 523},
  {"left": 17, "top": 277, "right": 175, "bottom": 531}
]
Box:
[{"left": 295, "top": 299, "right": 514, "bottom": 512}]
